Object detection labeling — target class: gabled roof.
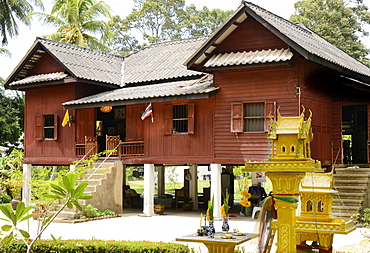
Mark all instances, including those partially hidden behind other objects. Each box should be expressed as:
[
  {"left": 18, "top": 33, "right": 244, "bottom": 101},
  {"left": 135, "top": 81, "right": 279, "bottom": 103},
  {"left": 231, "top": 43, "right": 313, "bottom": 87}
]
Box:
[
  {"left": 3, "top": 37, "right": 124, "bottom": 89},
  {"left": 185, "top": 2, "right": 370, "bottom": 84},
  {"left": 63, "top": 74, "right": 218, "bottom": 109},
  {"left": 123, "top": 36, "right": 208, "bottom": 85}
]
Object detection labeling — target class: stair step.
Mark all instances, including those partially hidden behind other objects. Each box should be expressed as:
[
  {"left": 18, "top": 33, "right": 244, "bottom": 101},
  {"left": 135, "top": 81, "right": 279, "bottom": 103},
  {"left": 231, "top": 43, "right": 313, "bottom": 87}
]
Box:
[
  {"left": 332, "top": 213, "right": 354, "bottom": 219},
  {"left": 332, "top": 205, "right": 360, "bottom": 211},
  {"left": 334, "top": 179, "right": 369, "bottom": 183},
  {"left": 48, "top": 210, "right": 80, "bottom": 219},
  {"left": 333, "top": 173, "right": 369, "bottom": 178},
  {"left": 334, "top": 192, "right": 365, "bottom": 198},
  {"left": 335, "top": 168, "right": 370, "bottom": 174},
  {"left": 334, "top": 185, "right": 367, "bottom": 190},
  {"left": 332, "top": 199, "right": 363, "bottom": 204}
]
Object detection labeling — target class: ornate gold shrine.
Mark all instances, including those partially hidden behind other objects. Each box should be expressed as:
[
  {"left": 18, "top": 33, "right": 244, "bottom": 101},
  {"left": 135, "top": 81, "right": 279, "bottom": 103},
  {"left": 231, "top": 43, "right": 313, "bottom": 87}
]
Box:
[
  {"left": 295, "top": 172, "right": 355, "bottom": 252},
  {"left": 245, "top": 108, "right": 336, "bottom": 253}
]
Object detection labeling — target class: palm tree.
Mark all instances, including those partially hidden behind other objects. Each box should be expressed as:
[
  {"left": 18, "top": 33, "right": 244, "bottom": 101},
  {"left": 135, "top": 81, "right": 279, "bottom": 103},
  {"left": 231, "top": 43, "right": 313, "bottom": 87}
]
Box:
[
  {"left": 0, "top": 0, "right": 43, "bottom": 45},
  {"left": 32, "top": 0, "right": 112, "bottom": 51}
]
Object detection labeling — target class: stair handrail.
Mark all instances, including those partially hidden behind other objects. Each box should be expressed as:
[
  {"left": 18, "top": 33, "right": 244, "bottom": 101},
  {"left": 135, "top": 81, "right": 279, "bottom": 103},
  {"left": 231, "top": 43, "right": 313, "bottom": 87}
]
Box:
[
  {"left": 72, "top": 143, "right": 98, "bottom": 170},
  {"left": 85, "top": 142, "right": 121, "bottom": 181}
]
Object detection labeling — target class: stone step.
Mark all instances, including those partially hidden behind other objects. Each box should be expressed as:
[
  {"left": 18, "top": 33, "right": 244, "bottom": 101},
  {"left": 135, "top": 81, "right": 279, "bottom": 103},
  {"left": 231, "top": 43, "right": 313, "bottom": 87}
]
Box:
[
  {"left": 333, "top": 173, "right": 369, "bottom": 179},
  {"left": 334, "top": 179, "right": 369, "bottom": 186},
  {"left": 334, "top": 192, "right": 365, "bottom": 198},
  {"left": 85, "top": 185, "right": 96, "bottom": 192},
  {"left": 333, "top": 185, "right": 367, "bottom": 191},
  {"left": 335, "top": 168, "right": 370, "bottom": 175},
  {"left": 86, "top": 179, "right": 101, "bottom": 186},
  {"left": 48, "top": 210, "right": 80, "bottom": 219},
  {"left": 332, "top": 199, "right": 363, "bottom": 205},
  {"left": 332, "top": 212, "right": 353, "bottom": 219},
  {"left": 82, "top": 173, "right": 106, "bottom": 181}
]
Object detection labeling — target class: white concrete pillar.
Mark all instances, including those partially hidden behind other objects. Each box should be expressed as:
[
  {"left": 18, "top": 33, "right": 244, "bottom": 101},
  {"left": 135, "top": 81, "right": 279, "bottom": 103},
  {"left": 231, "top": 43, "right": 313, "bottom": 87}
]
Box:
[
  {"left": 22, "top": 164, "right": 32, "bottom": 207},
  {"left": 189, "top": 164, "right": 198, "bottom": 209},
  {"left": 157, "top": 166, "right": 165, "bottom": 196},
  {"left": 210, "top": 163, "right": 222, "bottom": 218},
  {"left": 143, "top": 164, "right": 155, "bottom": 216}
]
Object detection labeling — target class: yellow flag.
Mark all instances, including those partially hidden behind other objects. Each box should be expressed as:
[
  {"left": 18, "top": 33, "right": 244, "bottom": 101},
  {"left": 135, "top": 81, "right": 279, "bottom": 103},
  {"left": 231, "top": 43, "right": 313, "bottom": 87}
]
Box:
[{"left": 62, "top": 110, "right": 69, "bottom": 127}]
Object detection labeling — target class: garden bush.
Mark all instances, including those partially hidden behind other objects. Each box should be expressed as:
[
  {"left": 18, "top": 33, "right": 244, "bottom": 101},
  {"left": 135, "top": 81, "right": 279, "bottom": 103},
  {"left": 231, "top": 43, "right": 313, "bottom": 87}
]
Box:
[
  {"left": 0, "top": 239, "right": 190, "bottom": 253},
  {"left": 0, "top": 192, "right": 11, "bottom": 204}
]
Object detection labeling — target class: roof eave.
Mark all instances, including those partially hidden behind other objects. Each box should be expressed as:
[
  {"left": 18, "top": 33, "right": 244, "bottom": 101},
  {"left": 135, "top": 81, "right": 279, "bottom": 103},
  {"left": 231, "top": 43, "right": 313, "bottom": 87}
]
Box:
[
  {"left": 307, "top": 54, "right": 370, "bottom": 85},
  {"left": 184, "top": 4, "right": 247, "bottom": 69},
  {"left": 63, "top": 89, "right": 219, "bottom": 110},
  {"left": 2, "top": 39, "right": 41, "bottom": 89}
]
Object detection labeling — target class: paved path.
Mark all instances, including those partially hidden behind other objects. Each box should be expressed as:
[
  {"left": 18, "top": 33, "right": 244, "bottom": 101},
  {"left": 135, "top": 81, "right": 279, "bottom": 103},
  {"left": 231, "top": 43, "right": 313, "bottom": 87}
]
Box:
[{"left": 1, "top": 208, "right": 369, "bottom": 252}]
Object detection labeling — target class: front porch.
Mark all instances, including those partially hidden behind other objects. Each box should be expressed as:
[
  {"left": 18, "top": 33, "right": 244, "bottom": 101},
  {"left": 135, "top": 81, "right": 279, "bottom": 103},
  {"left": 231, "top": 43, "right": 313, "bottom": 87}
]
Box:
[{"left": 75, "top": 136, "right": 145, "bottom": 158}]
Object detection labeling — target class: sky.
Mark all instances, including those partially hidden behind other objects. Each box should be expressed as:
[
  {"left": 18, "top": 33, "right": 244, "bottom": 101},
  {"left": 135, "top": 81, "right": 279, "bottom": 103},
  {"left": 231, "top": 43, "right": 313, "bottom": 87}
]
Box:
[{"left": 0, "top": 0, "right": 369, "bottom": 80}]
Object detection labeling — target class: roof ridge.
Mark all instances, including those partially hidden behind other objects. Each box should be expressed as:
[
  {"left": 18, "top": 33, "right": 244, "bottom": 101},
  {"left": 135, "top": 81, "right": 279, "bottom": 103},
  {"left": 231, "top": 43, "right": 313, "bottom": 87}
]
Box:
[{"left": 36, "top": 37, "right": 124, "bottom": 59}]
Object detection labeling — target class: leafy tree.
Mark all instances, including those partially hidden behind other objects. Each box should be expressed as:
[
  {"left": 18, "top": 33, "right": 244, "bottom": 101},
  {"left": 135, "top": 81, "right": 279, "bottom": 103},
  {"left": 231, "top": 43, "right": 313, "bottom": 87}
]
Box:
[
  {"left": 109, "top": 15, "right": 143, "bottom": 56},
  {"left": 183, "top": 5, "right": 234, "bottom": 37},
  {"left": 0, "top": 0, "right": 43, "bottom": 45},
  {"left": 31, "top": 0, "right": 112, "bottom": 51},
  {"left": 110, "top": 0, "right": 233, "bottom": 55},
  {"left": 0, "top": 86, "right": 24, "bottom": 148},
  {"left": 290, "top": 0, "right": 370, "bottom": 65},
  {"left": 123, "top": 0, "right": 187, "bottom": 44}
]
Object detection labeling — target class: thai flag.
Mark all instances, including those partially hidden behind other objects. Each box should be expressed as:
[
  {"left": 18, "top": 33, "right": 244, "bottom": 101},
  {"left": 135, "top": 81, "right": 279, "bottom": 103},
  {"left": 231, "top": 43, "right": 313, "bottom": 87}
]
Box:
[{"left": 141, "top": 103, "right": 153, "bottom": 120}]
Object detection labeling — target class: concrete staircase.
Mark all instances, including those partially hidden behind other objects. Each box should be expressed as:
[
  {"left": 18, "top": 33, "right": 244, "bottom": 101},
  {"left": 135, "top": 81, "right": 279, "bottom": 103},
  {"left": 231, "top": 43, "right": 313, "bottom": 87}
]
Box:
[
  {"left": 50, "top": 161, "right": 120, "bottom": 223},
  {"left": 332, "top": 166, "right": 370, "bottom": 219}
]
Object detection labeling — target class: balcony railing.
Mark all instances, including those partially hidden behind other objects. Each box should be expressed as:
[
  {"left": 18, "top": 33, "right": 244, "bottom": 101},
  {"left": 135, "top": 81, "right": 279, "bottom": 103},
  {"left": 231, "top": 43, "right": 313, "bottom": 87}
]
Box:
[
  {"left": 75, "top": 143, "right": 85, "bottom": 158},
  {"left": 119, "top": 141, "right": 145, "bottom": 157},
  {"left": 75, "top": 140, "right": 145, "bottom": 158}
]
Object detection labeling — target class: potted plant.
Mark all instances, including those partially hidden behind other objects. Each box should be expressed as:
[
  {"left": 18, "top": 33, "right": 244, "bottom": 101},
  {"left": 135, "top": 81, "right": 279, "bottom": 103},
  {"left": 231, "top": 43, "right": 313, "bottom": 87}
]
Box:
[
  {"left": 154, "top": 203, "right": 165, "bottom": 214},
  {"left": 5, "top": 170, "right": 23, "bottom": 210},
  {"left": 182, "top": 198, "right": 193, "bottom": 211},
  {"left": 32, "top": 204, "right": 46, "bottom": 220}
]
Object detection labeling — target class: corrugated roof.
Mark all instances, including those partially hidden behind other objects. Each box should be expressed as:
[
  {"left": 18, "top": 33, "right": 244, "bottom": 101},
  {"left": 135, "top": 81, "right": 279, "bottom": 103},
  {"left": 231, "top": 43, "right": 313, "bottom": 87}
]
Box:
[
  {"left": 8, "top": 72, "right": 68, "bottom": 86},
  {"left": 39, "top": 37, "right": 124, "bottom": 86},
  {"left": 63, "top": 74, "right": 217, "bottom": 108},
  {"left": 244, "top": 2, "right": 370, "bottom": 77},
  {"left": 185, "top": 2, "right": 370, "bottom": 82},
  {"left": 205, "top": 48, "right": 293, "bottom": 68},
  {"left": 123, "top": 36, "right": 208, "bottom": 85}
]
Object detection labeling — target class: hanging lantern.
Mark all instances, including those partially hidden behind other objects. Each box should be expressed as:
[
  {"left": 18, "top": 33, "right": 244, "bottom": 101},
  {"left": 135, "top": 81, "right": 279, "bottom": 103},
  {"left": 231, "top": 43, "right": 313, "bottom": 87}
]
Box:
[{"left": 100, "top": 106, "right": 112, "bottom": 113}]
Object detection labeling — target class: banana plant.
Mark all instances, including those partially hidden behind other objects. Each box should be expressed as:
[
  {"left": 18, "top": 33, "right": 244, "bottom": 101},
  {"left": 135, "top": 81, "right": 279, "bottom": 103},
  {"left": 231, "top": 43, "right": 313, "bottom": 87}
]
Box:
[{"left": 0, "top": 174, "right": 92, "bottom": 253}]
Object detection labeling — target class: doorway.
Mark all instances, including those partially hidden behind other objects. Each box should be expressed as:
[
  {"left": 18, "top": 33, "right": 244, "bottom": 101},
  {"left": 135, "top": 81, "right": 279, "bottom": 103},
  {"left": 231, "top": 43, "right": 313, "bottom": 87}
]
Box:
[
  {"left": 96, "top": 106, "right": 126, "bottom": 152},
  {"left": 342, "top": 105, "right": 368, "bottom": 164}
]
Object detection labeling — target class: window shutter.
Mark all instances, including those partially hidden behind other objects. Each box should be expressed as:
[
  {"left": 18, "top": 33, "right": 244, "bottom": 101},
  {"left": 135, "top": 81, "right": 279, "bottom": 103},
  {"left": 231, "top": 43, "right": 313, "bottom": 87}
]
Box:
[
  {"left": 264, "top": 102, "right": 276, "bottom": 132},
  {"left": 188, "top": 103, "right": 194, "bottom": 134},
  {"left": 54, "top": 113, "right": 58, "bottom": 140},
  {"left": 231, "top": 103, "right": 243, "bottom": 133},
  {"left": 164, "top": 104, "right": 172, "bottom": 135},
  {"left": 35, "top": 115, "right": 44, "bottom": 140}
]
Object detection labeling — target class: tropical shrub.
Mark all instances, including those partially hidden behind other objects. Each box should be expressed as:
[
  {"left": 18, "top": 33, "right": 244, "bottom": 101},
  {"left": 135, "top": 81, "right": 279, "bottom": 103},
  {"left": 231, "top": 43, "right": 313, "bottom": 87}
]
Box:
[{"left": 0, "top": 239, "right": 190, "bottom": 253}]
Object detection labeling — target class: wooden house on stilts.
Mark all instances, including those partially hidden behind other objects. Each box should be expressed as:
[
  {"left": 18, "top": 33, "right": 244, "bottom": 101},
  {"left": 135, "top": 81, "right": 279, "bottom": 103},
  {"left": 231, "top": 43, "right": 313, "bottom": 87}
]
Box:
[{"left": 3, "top": 2, "right": 370, "bottom": 218}]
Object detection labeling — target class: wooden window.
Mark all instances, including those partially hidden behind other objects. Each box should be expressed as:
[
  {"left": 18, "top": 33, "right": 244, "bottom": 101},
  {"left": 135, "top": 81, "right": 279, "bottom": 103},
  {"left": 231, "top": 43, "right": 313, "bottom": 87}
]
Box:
[
  {"left": 35, "top": 114, "right": 58, "bottom": 140},
  {"left": 164, "top": 103, "right": 194, "bottom": 135},
  {"left": 231, "top": 102, "right": 276, "bottom": 133}
]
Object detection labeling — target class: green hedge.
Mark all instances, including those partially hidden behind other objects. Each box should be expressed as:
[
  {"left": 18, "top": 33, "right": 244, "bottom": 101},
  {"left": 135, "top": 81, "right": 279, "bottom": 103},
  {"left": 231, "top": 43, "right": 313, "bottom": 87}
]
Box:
[{"left": 0, "top": 239, "right": 190, "bottom": 253}]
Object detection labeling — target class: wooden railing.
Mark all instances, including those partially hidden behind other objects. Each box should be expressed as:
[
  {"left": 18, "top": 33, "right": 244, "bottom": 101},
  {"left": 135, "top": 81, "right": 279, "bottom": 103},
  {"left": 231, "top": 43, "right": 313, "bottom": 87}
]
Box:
[
  {"left": 75, "top": 143, "right": 85, "bottom": 158},
  {"left": 119, "top": 141, "right": 145, "bottom": 157},
  {"left": 76, "top": 140, "right": 145, "bottom": 158}
]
